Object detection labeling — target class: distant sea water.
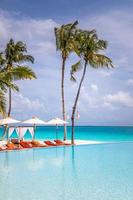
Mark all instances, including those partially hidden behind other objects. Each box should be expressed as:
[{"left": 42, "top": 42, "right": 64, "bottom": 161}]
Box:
[{"left": 0, "top": 126, "right": 133, "bottom": 142}]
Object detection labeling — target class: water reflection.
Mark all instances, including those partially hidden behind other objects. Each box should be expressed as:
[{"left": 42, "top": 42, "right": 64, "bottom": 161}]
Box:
[{"left": 0, "top": 146, "right": 82, "bottom": 197}]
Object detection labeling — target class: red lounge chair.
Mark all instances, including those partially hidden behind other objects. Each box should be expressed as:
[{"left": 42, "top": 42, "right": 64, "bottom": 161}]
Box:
[
  {"left": 31, "top": 140, "right": 47, "bottom": 147},
  {"left": 20, "top": 141, "right": 32, "bottom": 148},
  {"left": 54, "top": 140, "right": 64, "bottom": 146},
  {"left": 54, "top": 140, "right": 71, "bottom": 146},
  {"left": 44, "top": 141, "right": 56, "bottom": 146}
]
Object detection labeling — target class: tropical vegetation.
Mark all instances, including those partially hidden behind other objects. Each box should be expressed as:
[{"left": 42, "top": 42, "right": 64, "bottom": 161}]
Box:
[
  {"left": 0, "top": 39, "right": 36, "bottom": 117},
  {"left": 0, "top": 24, "right": 113, "bottom": 146},
  {"left": 70, "top": 29, "right": 113, "bottom": 144},
  {"left": 54, "top": 21, "right": 78, "bottom": 140},
  {"left": 54, "top": 23, "right": 113, "bottom": 144}
]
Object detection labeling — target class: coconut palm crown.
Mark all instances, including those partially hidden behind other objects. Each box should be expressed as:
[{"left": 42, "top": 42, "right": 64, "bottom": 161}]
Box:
[{"left": 0, "top": 39, "right": 36, "bottom": 117}]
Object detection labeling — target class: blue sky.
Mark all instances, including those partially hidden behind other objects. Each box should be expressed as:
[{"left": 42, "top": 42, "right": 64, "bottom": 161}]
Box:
[{"left": 0, "top": 0, "right": 133, "bottom": 125}]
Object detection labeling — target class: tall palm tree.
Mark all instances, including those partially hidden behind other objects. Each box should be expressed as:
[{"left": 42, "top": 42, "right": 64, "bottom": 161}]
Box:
[
  {"left": 54, "top": 21, "right": 78, "bottom": 140},
  {"left": 70, "top": 29, "right": 113, "bottom": 144},
  {"left": 1, "top": 39, "right": 36, "bottom": 117}
]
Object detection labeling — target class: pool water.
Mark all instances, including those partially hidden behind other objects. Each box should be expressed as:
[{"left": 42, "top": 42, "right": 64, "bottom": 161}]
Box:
[{"left": 0, "top": 143, "right": 133, "bottom": 200}]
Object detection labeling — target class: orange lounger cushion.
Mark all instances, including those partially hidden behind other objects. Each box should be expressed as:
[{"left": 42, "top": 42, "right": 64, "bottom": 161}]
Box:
[
  {"left": 54, "top": 140, "right": 71, "bottom": 145},
  {"left": 44, "top": 141, "right": 56, "bottom": 146},
  {"left": 31, "top": 140, "right": 47, "bottom": 147},
  {"left": 6, "top": 143, "right": 18, "bottom": 150},
  {"left": 20, "top": 141, "right": 32, "bottom": 148}
]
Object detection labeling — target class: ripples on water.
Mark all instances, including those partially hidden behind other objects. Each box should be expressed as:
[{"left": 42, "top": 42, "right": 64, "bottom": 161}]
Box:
[{"left": 0, "top": 143, "right": 133, "bottom": 200}]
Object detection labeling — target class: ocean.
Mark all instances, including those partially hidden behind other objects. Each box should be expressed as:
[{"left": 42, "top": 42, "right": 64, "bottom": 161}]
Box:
[{"left": 0, "top": 126, "right": 133, "bottom": 142}]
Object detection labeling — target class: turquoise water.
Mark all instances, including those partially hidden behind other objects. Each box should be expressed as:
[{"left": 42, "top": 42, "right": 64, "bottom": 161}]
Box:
[
  {"left": 0, "top": 126, "right": 133, "bottom": 141},
  {"left": 0, "top": 143, "right": 133, "bottom": 200},
  {"left": 0, "top": 126, "right": 133, "bottom": 200}
]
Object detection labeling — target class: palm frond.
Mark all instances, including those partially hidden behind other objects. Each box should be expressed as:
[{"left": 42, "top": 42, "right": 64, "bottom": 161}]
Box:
[
  {"left": 0, "top": 74, "right": 19, "bottom": 92},
  {"left": 54, "top": 21, "right": 78, "bottom": 57},
  {"left": 74, "top": 29, "right": 113, "bottom": 69},
  {"left": 96, "top": 40, "right": 108, "bottom": 50},
  {"left": 15, "top": 41, "right": 27, "bottom": 52},
  {"left": 54, "top": 27, "right": 61, "bottom": 50},
  {"left": 0, "top": 53, "right": 6, "bottom": 67},
  {"left": 88, "top": 53, "right": 113, "bottom": 69},
  {"left": 9, "top": 66, "right": 37, "bottom": 80},
  {"left": 70, "top": 61, "right": 82, "bottom": 82},
  {"left": 15, "top": 54, "right": 34, "bottom": 64}
]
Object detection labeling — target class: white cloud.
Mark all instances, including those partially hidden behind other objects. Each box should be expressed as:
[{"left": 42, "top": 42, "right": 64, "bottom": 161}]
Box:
[
  {"left": 0, "top": 10, "right": 58, "bottom": 62},
  {"left": 98, "top": 70, "right": 113, "bottom": 77},
  {"left": 82, "top": 10, "right": 133, "bottom": 72},
  {"left": 104, "top": 91, "right": 133, "bottom": 107},
  {"left": 91, "top": 84, "right": 98, "bottom": 92},
  {"left": 126, "top": 79, "right": 133, "bottom": 86},
  {"left": 83, "top": 10, "right": 133, "bottom": 50},
  {"left": 12, "top": 93, "right": 46, "bottom": 118},
  {"left": 102, "top": 102, "right": 116, "bottom": 110},
  {"left": 0, "top": 9, "right": 133, "bottom": 125},
  {"left": 80, "top": 86, "right": 98, "bottom": 108}
]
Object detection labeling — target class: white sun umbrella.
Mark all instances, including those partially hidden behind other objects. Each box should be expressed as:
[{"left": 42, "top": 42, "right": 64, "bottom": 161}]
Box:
[
  {"left": 47, "top": 118, "right": 68, "bottom": 139},
  {"left": 22, "top": 117, "right": 47, "bottom": 140},
  {"left": 0, "top": 117, "right": 20, "bottom": 140}
]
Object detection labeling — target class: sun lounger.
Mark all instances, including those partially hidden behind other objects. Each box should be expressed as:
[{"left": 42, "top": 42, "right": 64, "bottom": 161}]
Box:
[
  {"left": 20, "top": 141, "right": 32, "bottom": 148},
  {"left": 0, "top": 141, "right": 7, "bottom": 147},
  {"left": 6, "top": 143, "right": 19, "bottom": 150},
  {"left": 0, "top": 145, "right": 7, "bottom": 151},
  {"left": 44, "top": 140, "right": 56, "bottom": 146},
  {"left": 54, "top": 140, "right": 64, "bottom": 145},
  {"left": 54, "top": 140, "right": 71, "bottom": 145},
  {"left": 31, "top": 140, "right": 47, "bottom": 147},
  {"left": 11, "top": 138, "right": 19, "bottom": 144}
]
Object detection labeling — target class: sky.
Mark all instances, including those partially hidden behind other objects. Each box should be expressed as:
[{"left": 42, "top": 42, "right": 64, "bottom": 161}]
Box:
[{"left": 0, "top": 0, "right": 133, "bottom": 125}]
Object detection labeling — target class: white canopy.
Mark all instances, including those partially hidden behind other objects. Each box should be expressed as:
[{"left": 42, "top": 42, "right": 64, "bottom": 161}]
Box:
[
  {"left": 17, "top": 127, "right": 34, "bottom": 140},
  {"left": 22, "top": 117, "right": 46, "bottom": 125},
  {"left": 22, "top": 117, "right": 46, "bottom": 140},
  {"left": 47, "top": 118, "right": 68, "bottom": 139},
  {"left": 0, "top": 117, "right": 20, "bottom": 126},
  {"left": 47, "top": 118, "right": 68, "bottom": 125}
]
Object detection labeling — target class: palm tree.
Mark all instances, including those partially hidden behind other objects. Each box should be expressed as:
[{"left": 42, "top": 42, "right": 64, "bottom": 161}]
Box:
[
  {"left": 54, "top": 21, "right": 78, "bottom": 140},
  {"left": 0, "top": 39, "right": 36, "bottom": 117},
  {"left": 0, "top": 53, "right": 16, "bottom": 116},
  {"left": 70, "top": 29, "right": 113, "bottom": 144},
  {"left": 0, "top": 68, "right": 19, "bottom": 117}
]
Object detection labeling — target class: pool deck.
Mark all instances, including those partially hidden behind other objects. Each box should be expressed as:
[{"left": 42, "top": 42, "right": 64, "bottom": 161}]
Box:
[
  {"left": 65, "top": 140, "right": 104, "bottom": 145},
  {"left": 0, "top": 139, "right": 104, "bottom": 147}
]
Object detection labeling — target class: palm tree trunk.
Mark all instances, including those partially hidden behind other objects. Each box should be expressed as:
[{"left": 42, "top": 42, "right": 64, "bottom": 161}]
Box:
[
  {"left": 61, "top": 57, "right": 67, "bottom": 141},
  {"left": 71, "top": 61, "right": 87, "bottom": 144},
  {"left": 8, "top": 88, "right": 12, "bottom": 117}
]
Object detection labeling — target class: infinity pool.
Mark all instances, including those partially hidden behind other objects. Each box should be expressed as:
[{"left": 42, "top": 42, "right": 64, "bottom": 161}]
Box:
[{"left": 0, "top": 142, "right": 133, "bottom": 200}]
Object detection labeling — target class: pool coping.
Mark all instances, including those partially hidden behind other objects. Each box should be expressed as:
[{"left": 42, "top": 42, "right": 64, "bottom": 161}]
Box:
[{"left": 0, "top": 139, "right": 133, "bottom": 153}]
